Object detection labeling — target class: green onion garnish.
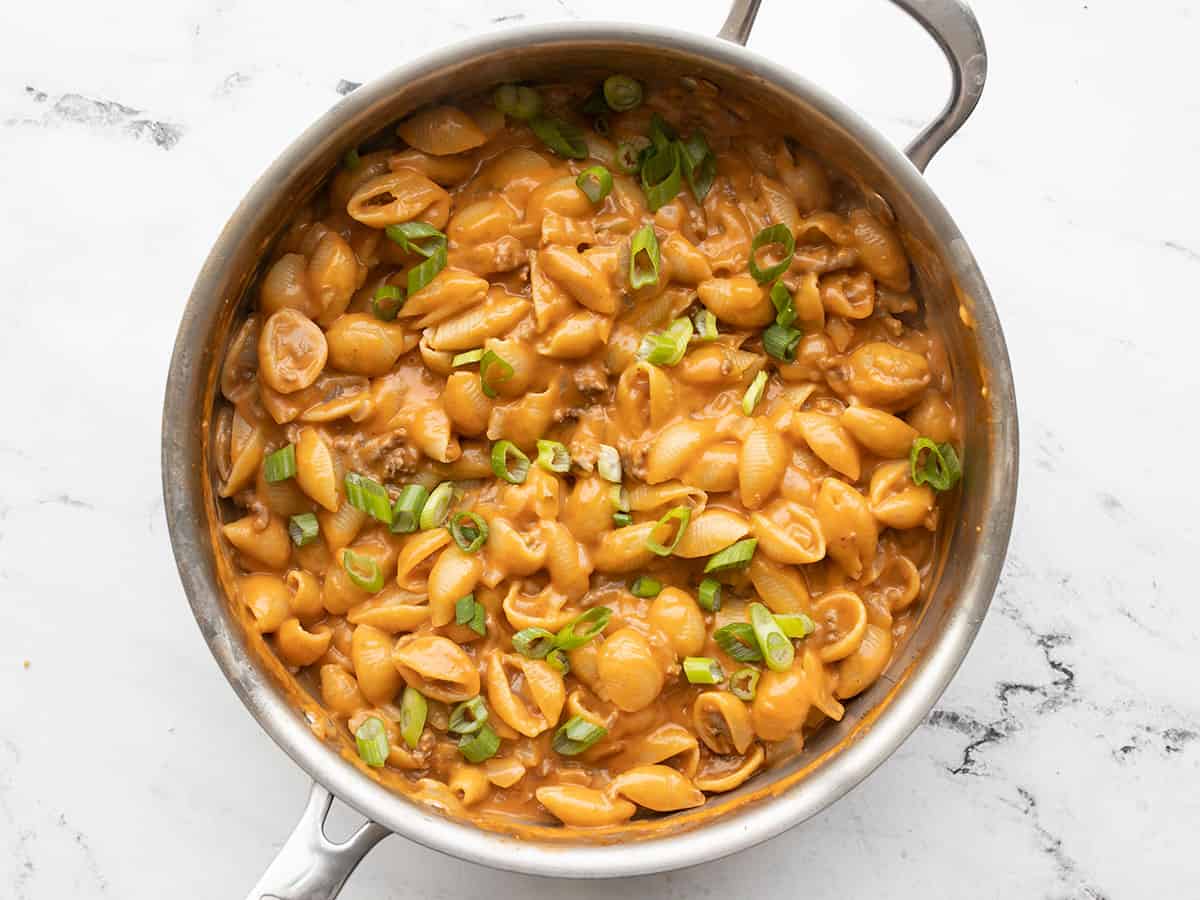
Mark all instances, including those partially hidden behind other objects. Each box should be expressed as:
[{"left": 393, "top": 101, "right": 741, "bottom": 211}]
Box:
[
  {"left": 775, "top": 612, "right": 815, "bottom": 639},
  {"left": 645, "top": 506, "right": 692, "bottom": 557},
  {"left": 535, "top": 440, "right": 571, "bottom": 474},
  {"left": 399, "top": 686, "right": 427, "bottom": 749},
  {"left": 713, "top": 622, "right": 763, "bottom": 663},
  {"left": 420, "top": 481, "right": 455, "bottom": 530},
  {"left": 448, "top": 696, "right": 489, "bottom": 735},
  {"left": 582, "top": 89, "right": 609, "bottom": 116},
  {"left": 449, "top": 510, "right": 489, "bottom": 553},
  {"left": 704, "top": 538, "right": 758, "bottom": 574},
  {"left": 638, "top": 317, "right": 693, "bottom": 366},
  {"left": 602, "top": 74, "right": 643, "bottom": 111},
  {"left": 371, "top": 283, "right": 405, "bottom": 321},
  {"left": 741, "top": 370, "right": 768, "bottom": 416},
  {"left": 407, "top": 242, "right": 446, "bottom": 297},
  {"left": 390, "top": 484, "right": 428, "bottom": 534},
  {"left": 530, "top": 116, "right": 588, "bottom": 159},
  {"left": 683, "top": 656, "right": 725, "bottom": 685},
  {"left": 342, "top": 549, "right": 383, "bottom": 593},
  {"left": 546, "top": 647, "right": 571, "bottom": 674},
  {"left": 385, "top": 221, "right": 446, "bottom": 259},
  {"left": 596, "top": 444, "right": 622, "bottom": 483},
  {"left": 679, "top": 130, "right": 716, "bottom": 202},
  {"left": 343, "top": 147, "right": 362, "bottom": 171},
  {"left": 630, "top": 576, "right": 662, "bottom": 598},
  {"left": 479, "top": 349, "right": 514, "bottom": 398},
  {"left": 610, "top": 484, "right": 630, "bottom": 513},
  {"left": 641, "top": 140, "right": 682, "bottom": 211},
  {"left": 344, "top": 472, "right": 393, "bottom": 526},
  {"left": 693, "top": 307, "right": 719, "bottom": 341},
  {"left": 612, "top": 511, "right": 633, "bottom": 528},
  {"left": 649, "top": 113, "right": 676, "bottom": 150},
  {"left": 264, "top": 444, "right": 297, "bottom": 483},
  {"left": 769, "top": 281, "right": 796, "bottom": 327},
  {"left": 452, "top": 348, "right": 484, "bottom": 367},
  {"left": 615, "top": 137, "right": 649, "bottom": 174},
  {"left": 629, "top": 224, "right": 661, "bottom": 290},
  {"left": 749, "top": 602, "right": 794, "bottom": 672},
  {"left": 910, "top": 438, "right": 963, "bottom": 491},
  {"left": 354, "top": 716, "right": 388, "bottom": 767},
  {"left": 458, "top": 723, "right": 501, "bottom": 763},
  {"left": 729, "top": 667, "right": 760, "bottom": 701},
  {"left": 493, "top": 83, "right": 543, "bottom": 120},
  {"left": 749, "top": 223, "right": 796, "bottom": 284},
  {"left": 555, "top": 607, "right": 612, "bottom": 650},
  {"left": 697, "top": 577, "right": 722, "bottom": 612},
  {"left": 455, "top": 593, "right": 487, "bottom": 636},
  {"left": 576, "top": 165, "right": 613, "bottom": 204},
  {"left": 512, "top": 627, "right": 557, "bottom": 659},
  {"left": 552, "top": 715, "right": 607, "bottom": 756},
  {"left": 763, "top": 323, "right": 803, "bottom": 362},
  {"left": 288, "top": 512, "right": 319, "bottom": 547},
  {"left": 491, "top": 440, "right": 530, "bottom": 484}
]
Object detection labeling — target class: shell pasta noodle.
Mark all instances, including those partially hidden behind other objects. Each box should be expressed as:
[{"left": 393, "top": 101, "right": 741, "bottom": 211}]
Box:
[{"left": 212, "top": 72, "right": 962, "bottom": 830}]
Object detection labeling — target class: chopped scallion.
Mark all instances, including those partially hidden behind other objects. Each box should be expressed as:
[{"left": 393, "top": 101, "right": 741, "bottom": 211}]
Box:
[
  {"left": 770, "top": 281, "right": 797, "bottom": 327},
  {"left": 645, "top": 506, "right": 692, "bottom": 556},
  {"left": 697, "top": 577, "right": 722, "bottom": 612},
  {"left": 638, "top": 317, "right": 693, "bottom": 366},
  {"left": 406, "top": 242, "right": 446, "bottom": 296},
  {"left": 693, "top": 307, "right": 719, "bottom": 341},
  {"left": 546, "top": 647, "right": 570, "bottom": 674},
  {"left": 399, "top": 686, "right": 427, "bottom": 748},
  {"left": 729, "top": 667, "right": 760, "bottom": 701},
  {"left": 774, "top": 612, "right": 816, "bottom": 639},
  {"left": 354, "top": 716, "right": 388, "bottom": 767},
  {"left": 264, "top": 444, "right": 297, "bottom": 483},
  {"left": 683, "top": 656, "right": 724, "bottom": 685},
  {"left": 910, "top": 438, "right": 963, "bottom": 491},
  {"left": 288, "top": 513, "right": 319, "bottom": 547},
  {"left": 493, "top": 83, "right": 543, "bottom": 120},
  {"left": 555, "top": 607, "right": 612, "bottom": 650},
  {"left": 750, "top": 602, "right": 794, "bottom": 671},
  {"left": 479, "top": 350, "right": 514, "bottom": 398},
  {"left": 420, "top": 481, "right": 455, "bottom": 530},
  {"left": 615, "top": 137, "right": 650, "bottom": 174},
  {"left": 535, "top": 439, "right": 571, "bottom": 474},
  {"left": 749, "top": 223, "right": 796, "bottom": 284},
  {"left": 763, "top": 323, "right": 803, "bottom": 362},
  {"left": 602, "top": 74, "right": 643, "bottom": 112},
  {"left": 629, "top": 224, "right": 661, "bottom": 290},
  {"left": 713, "top": 622, "right": 763, "bottom": 663},
  {"left": 741, "top": 370, "right": 768, "bottom": 415},
  {"left": 704, "top": 538, "right": 758, "bottom": 574},
  {"left": 576, "top": 165, "right": 613, "bottom": 204},
  {"left": 342, "top": 549, "right": 383, "bottom": 593},
  {"left": 552, "top": 715, "right": 607, "bottom": 756},
  {"left": 452, "top": 348, "right": 484, "bottom": 367},
  {"left": 512, "top": 627, "right": 557, "bottom": 660},
  {"left": 454, "top": 593, "right": 487, "bottom": 636},
  {"left": 448, "top": 696, "right": 489, "bottom": 735},
  {"left": 390, "top": 484, "right": 428, "bottom": 534},
  {"left": 597, "top": 444, "right": 622, "bottom": 483},
  {"left": 344, "top": 472, "right": 393, "bottom": 525},
  {"left": 612, "top": 511, "right": 633, "bottom": 528},
  {"left": 384, "top": 221, "right": 446, "bottom": 259},
  {"left": 490, "top": 440, "right": 530, "bottom": 484},
  {"left": 530, "top": 116, "right": 588, "bottom": 158},
  {"left": 458, "top": 723, "right": 500, "bottom": 762},
  {"left": 630, "top": 575, "right": 662, "bottom": 598},
  {"left": 449, "top": 510, "right": 489, "bottom": 553},
  {"left": 371, "top": 283, "right": 404, "bottom": 321}
]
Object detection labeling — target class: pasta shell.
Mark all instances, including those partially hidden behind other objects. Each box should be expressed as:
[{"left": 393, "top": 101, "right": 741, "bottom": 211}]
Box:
[
  {"left": 294, "top": 427, "right": 341, "bottom": 512},
  {"left": 792, "top": 411, "right": 861, "bottom": 481},
  {"left": 673, "top": 509, "right": 750, "bottom": 558},
  {"left": 693, "top": 691, "right": 755, "bottom": 755},
  {"left": 738, "top": 421, "right": 788, "bottom": 510},
  {"left": 397, "top": 105, "right": 487, "bottom": 156},
  {"left": 747, "top": 554, "right": 812, "bottom": 614},
  {"left": 615, "top": 361, "right": 675, "bottom": 433},
  {"left": 427, "top": 544, "right": 483, "bottom": 626},
  {"left": 347, "top": 169, "right": 450, "bottom": 228},
  {"left": 812, "top": 590, "right": 868, "bottom": 662},
  {"left": 839, "top": 406, "right": 917, "bottom": 459},
  {"left": 693, "top": 744, "right": 765, "bottom": 793},
  {"left": 644, "top": 420, "right": 716, "bottom": 485},
  {"left": 592, "top": 522, "right": 657, "bottom": 574},
  {"left": 351, "top": 623, "right": 404, "bottom": 705},
  {"left": 750, "top": 499, "right": 826, "bottom": 565},
  {"left": 836, "top": 624, "right": 894, "bottom": 699},
  {"left": 486, "top": 650, "right": 566, "bottom": 737},
  {"left": 814, "top": 478, "right": 878, "bottom": 579},
  {"left": 536, "top": 785, "right": 635, "bottom": 828},
  {"left": 391, "top": 634, "right": 480, "bottom": 703},
  {"left": 608, "top": 765, "right": 704, "bottom": 812},
  {"left": 868, "top": 460, "right": 935, "bottom": 529},
  {"left": 347, "top": 586, "right": 430, "bottom": 633},
  {"left": 426, "top": 287, "right": 531, "bottom": 351}
]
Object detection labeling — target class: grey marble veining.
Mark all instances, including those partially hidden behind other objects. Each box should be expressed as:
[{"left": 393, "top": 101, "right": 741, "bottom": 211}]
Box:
[{"left": 1, "top": 1, "right": 1197, "bottom": 897}]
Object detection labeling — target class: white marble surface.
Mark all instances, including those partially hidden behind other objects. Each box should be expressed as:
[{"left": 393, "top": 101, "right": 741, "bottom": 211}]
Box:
[{"left": 2, "top": 0, "right": 1198, "bottom": 897}]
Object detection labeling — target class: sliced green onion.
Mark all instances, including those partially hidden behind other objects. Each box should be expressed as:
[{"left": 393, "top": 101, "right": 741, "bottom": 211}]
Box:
[
  {"left": 512, "top": 627, "right": 557, "bottom": 660},
  {"left": 630, "top": 575, "right": 662, "bottom": 598},
  {"left": 494, "top": 83, "right": 543, "bottom": 120},
  {"left": 448, "top": 696, "right": 489, "bottom": 735},
  {"left": 582, "top": 88, "right": 609, "bottom": 116},
  {"left": 390, "top": 484, "right": 428, "bottom": 534},
  {"left": 638, "top": 317, "right": 693, "bottom": 366},
  {"left": 420, "top": 481, "right": 454, "bottom": 530},
  {"left": 750, "top": 601, "right": 794, "bottom": 671},
  {"left": 683, "top": 656, "right": 725, "bottom": 685},
  {"left": 697, "top": 577, "right": 722, "bottom": 612},
  {"left": 371, "top": 283, "right": 405, "bottom": 321},
  {"left": 479, "top": 349, "right": 514, "bottom": 398},
  {"left": 452, "top": 348, "right": 484, "bottom": 367},
  {"left": 704, "top": 538, "right": 758, "bottom": 574},
  {"left": 552, "top": 715, "right": 607, "bottom": 756},
  {"left": 649, "top": 113, "right": 676, "bottom": 149},
  {"left": 679, "top": 131, "right": 716, "bottom": 202},
  {"left": 399, "top": 686, "right": 427, "bottom": 749},
  {"left": 713, "top": 622, "right": 763, "bottom": 663},
  {"left": 458, "top": 723, "right": 501, "bottom": 762},
  {"left": 770, "top": 281, "right": 797, "bottom": 327},
  {"left": 596, "top": 444, "right": 622, "bottom": 483},
  {"left": 455, "top": 593, "right": 487, "bottom": 636},
  {"left": 342, "top": 549, "right": 383, "bottom": 593},
  {"left": 629, "top": 224, "right": 661, "bottom": 290},
  {"left": 530, "top": 116, "right": 588, "bottom": 158},
  {"left": 693, "top": 307, "right": 719, "bottom": 342},
  {"left": 615, "top": 137, "right": 650, "bottom": 174},
  {"left": 536, "top": 440, "right": 571, "bottom": 474},
  {"left": 491, "top": 440, "right": 530, "bottom": 484},
  {"left": 576, "top": 165, "right": 613, "bottom": 204},
  {"left": 610, "top": 484, "right": 630, "bottom": 513},
  {"left": 354, "top": 716, "right": 388, "bottom": 767},
  {"left": 546, "top": 648, "right": 571, "bottom": 674},
  {"left": 603, "top": 74, "right": 643, "bottom": 111},
  {"left": 288, "top": 512, "right": 319, "bottom": 547},
  {"left": 343, "top": 147, "right": 362, "bottom": 171},
  {"left": 612, "top": 511, "right": 633, "bottom": 528},
  {"left": 264, "top": 444, "right": 296, "bottom": 483},
  {"left": 344, "top": 472, "right": 393, "bottom": 526},
  {"left": 775, "top": 612, "right": 816, "bottom": 639},
  {"left": 555, "top": 607, "right": 612, "bottom": 650},
  {"left": 384, "top": 221, "right": 446, "bottom": 259},
  {"left": 763, "top": 323, "right": 803, "bottom": 362},
  {"left": 749, "top": 223, "right": 796, "bottom": 284},
  {"left": 729, "top": 667, "right": 760, "bottom": 701},
  {"left": 741, "top": 370, "right": 768, "bottom": 416},
  {"left": 407, "top": 242, "right": 447, "bottom": 297},
  {"left": 641, "top": 141, "right": 682, "bottom": 211},
  {"left": 910, "top": 438, "right": 963, "bottom": 491},
  {"left": 449, "top": 511, "right": 489, "bottom": 553},
  {"left": 645, "top": 506, "right": 692, "bottom": 557}
]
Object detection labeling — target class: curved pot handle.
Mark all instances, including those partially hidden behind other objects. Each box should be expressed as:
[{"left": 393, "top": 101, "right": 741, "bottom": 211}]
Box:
[
  {"left": 244, "top": 783, "right": 389, "bottom": 900},
  {"left": 718, "top": 0, "right": 988, "bottom": 172}
]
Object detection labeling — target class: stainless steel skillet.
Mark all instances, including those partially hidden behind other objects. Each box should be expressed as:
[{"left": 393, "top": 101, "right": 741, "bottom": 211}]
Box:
[{"left": 161, "top": 1, "right": 1015, "bottom": 896}]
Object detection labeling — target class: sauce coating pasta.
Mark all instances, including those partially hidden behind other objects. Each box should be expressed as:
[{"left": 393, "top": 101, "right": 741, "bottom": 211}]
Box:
[{"left": 213, "top": 74, "right": 960, "bottom": 828}]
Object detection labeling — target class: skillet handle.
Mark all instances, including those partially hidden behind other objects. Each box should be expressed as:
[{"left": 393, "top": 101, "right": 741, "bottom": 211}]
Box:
[
  {"left": 718, "top": 0, "right": 988, "bottom": 172},
  {"left": 245, "top": 783, "right": 389, "bottom": 900}
]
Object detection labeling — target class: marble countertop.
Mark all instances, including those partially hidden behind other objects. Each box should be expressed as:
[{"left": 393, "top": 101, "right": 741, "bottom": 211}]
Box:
[{"left": 2, "top": 0, "right": 1197, "bottom": 897}]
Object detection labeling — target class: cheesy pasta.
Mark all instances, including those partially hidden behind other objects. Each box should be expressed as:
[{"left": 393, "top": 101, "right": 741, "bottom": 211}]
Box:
[{"left": 214, "top": 73, "right": 962, "bottom": 828}]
